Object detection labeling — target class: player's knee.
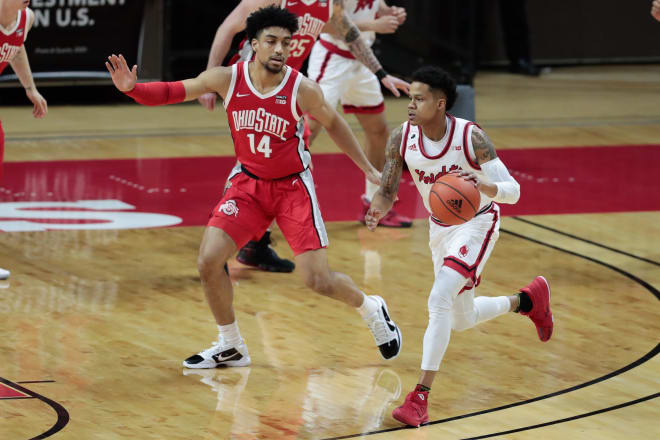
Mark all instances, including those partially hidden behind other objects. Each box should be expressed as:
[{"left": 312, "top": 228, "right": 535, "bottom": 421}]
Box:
[
  {"left": 197, "top": 253, "right": 226, "bottom": 280},
  {"left": 428, "top": 287, "right": 453, "bottom": 316},
  {"left": 302, "top": 271, "right": 333, "bottom": 295},
  {"left": 451, "top": 312, "right": 477, "bottom": 332}
]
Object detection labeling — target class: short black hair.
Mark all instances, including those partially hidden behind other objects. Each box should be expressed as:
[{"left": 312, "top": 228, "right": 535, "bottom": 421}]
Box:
[
  {"left": 411, "top": 66, "right": 458, "bottom": 110},
  {"left": 246, "top": 5, "right": 299, "bottom": 42}
]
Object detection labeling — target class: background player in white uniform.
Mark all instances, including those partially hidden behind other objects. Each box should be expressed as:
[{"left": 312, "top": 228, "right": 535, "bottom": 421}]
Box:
[
  {"left": 307, "top": 0, "right": 410, "bottom": 227},
  {"left": 365, "top": 66, "right": 554, "bottom": 427}
]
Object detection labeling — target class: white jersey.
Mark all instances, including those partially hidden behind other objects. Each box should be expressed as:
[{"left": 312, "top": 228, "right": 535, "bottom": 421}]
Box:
[
  {"left": 400, "top": 114, "right": 495, "bottom": 217},
  {"left": 319, "top": 0, "right": 377, "bottom": 50}
]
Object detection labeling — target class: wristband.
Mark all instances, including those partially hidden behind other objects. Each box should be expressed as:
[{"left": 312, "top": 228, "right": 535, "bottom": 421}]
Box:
[{"left": 375, "top": 69, "right": 387, "bottom": 80}]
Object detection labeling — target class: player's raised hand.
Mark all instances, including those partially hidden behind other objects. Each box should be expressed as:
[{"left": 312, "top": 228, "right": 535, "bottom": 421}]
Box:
[
  {"left": 198, "top": 92, "right": 217, "bottom": 111},
  {"left": 381, "top": 74, "right": 410, "bottom": 98},
  {"left": 105, "top": 54, "right": 137, "bottom": 92},
  {"left": 653, "top": 0, "right": 660, "bottom": 21},
  {"left": 26, "top": 88, "right": 47, "bottom": 119}
]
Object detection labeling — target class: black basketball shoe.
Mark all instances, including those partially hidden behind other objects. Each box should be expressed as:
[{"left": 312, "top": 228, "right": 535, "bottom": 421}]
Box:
[{"left": 236, "top": 231, "right": 295, "bottom": 273}]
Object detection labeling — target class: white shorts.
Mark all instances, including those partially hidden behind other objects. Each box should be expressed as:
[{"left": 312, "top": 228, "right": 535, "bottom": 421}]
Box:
[
  {"left": 307, "top": 39, "right": 384, "bottom": 114},
  {"left": 429, "top": 203, "right": 500, "bottom": 291}
]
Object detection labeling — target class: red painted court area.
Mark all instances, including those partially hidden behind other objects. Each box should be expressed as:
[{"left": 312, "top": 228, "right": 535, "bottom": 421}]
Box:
[
  {"left": 0, "top": 383, "right": 27, "bottom": 399},
  {"left": 0, "top": 144, "right": 658, "bottom": 228}
]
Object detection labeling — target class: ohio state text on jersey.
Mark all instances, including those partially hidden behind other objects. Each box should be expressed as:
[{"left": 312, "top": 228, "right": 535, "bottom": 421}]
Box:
[
  {"left": 400, "top": 115, "right": 495, "bottom": 214},
  {"left": 0, "top": 9, "right": 28, "bottom": 74},
  {"left": 224, "top": 61, "right": 310, "bottom": 179}
]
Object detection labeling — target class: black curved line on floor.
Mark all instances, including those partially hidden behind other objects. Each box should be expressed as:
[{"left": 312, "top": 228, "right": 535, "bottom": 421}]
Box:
[
  {"left": 462, "top": 393, "right": 660, "bottom": 440},
  {"left": 511, "top": 216, "right": 660, "bottom": 267},
  {"left": 16, "top": 380, "right": 56, "bottom": 384},
  {"left": 322, "top": 228, "right": 659, "bottom": 440},
  {"left": 0, "top": 377, "right": 69, "bottom": 439}
]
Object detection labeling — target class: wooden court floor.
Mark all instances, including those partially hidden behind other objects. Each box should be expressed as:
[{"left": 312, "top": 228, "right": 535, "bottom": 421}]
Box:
[{"left": 1, "top": 65, "right": 659, "bottom": 439}]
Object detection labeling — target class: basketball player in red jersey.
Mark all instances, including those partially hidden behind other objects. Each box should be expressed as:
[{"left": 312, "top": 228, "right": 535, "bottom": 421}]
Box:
[
  {"left": 198, "top": 0, "right": 411, "bottom": 273},
  {"left": 0, "top": 0, "right": 48, "bottom": 280},
  {"left": 106, "top": 6, "right": 402, "bottom": 368},
  {"left": 365, "top": 66, "right": 553, "bottom": 427}
]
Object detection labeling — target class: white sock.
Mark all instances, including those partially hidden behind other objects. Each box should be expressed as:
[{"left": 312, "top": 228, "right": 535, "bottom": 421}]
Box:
[
  {"left": 218, "top": 321, "right": 242, "bottom": 347},
  {"left": 365, "top": 179, "right": 379, "bottom": 201},
  {"left": 357, "top": 293, "right": 379, "bottom": 318}
]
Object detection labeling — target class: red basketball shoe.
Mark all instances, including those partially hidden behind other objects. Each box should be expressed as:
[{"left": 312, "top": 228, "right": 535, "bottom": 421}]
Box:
[
  {"left": 520, "top": 276, "right": 553, "bottom": 341},
  {"left": 359, "top": 195, "right": 412, "bottom": 228},
  {"left": 392, "top": 389, "right": 429, "bottom": 427}
]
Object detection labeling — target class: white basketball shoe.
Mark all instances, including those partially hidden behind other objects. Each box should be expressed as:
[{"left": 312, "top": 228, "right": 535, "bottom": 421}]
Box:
[
  {"left": 183, "top": 338, "right": 251, "bottom": 369},
  {"left": 364, "top": 296, "right": 402, "bottom": 360},
  {"left": 0, "top": 268, "right": 9, "bottom": 280}
]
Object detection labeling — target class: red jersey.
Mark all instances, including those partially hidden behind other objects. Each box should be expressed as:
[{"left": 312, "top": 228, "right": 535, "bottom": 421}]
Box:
[
  {"left": 0, "top": 9, "right": 28, "bottom": 75},
  {"left": 230, "top": 0, "right": 332, "bottom": 70},
  {"left": 224, "top": 61, "right": 310, "bottom": 179}
]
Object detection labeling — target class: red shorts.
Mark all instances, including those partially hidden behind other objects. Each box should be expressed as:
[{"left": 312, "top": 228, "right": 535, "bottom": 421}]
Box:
[{"left": 208, "top": 167, "right": 328, "bottom": 256}]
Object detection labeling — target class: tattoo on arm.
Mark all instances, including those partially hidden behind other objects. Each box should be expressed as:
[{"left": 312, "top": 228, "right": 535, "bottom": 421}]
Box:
[
  {"left": 331, "top": 1, "right": 383, "bottom": 73},
  {"left": 471, "top": 127, "right": 498, "bottom": 165},
  {"left": 380, "top": 125, "right": 404, "bottom": 201}
]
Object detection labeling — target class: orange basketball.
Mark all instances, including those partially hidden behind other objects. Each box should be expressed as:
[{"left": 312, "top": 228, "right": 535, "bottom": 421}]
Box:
[{"left": 429, "top": 173, "right": 481, "bottom": 225}]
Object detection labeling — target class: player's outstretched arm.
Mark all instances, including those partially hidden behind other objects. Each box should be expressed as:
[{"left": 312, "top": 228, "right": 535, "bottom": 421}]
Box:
[
  {"left": 457, "top": 126, "right": 520, "bottom": 204},
  {"left": 365, "top": 124, "right": 404, "bottom": 231},
  {"left": 106, "top": 54, "right": 232, "bottom": 106},
  {"left": 329, "top": 0, "right": 409, "bottom": 97},
  {"left": 298, "top": 78, "right": 381, "bottom": 184}
]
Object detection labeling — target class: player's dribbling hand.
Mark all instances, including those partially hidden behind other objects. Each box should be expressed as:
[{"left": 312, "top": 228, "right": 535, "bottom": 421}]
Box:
[
  {"left": 198, "top": 92, "right": 217, "bottom": 111},
  {"left": 26, "top": 88, "right": 47, "bottom": 118},
  {"left": 453, "top": 170, "right": 481, "bottom": 187},
  {"left": 381, "top": 75, "right": 410, "bottom": 98},
  {"left": 105, "top": 54, "right": 137, "bottom": 92}
]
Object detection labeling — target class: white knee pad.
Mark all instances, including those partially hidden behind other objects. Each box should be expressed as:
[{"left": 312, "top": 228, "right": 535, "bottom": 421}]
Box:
[
  {"left": 427, "top": 266, "right": 467, "bottom": 318},
  {"left": 451, "top": 288, "right": 478, "bottom": 332}
]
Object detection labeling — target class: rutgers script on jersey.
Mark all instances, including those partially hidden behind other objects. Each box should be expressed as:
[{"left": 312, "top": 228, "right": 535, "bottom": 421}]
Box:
[
  {"left": 400, "top": 115, "right": 495, "bottom": 214},
  {"left": 0, "top": 9, "right": 28, "bottom": 74},
  {"left": 225, "top": 61, "right": 311, "bottom": 179}
]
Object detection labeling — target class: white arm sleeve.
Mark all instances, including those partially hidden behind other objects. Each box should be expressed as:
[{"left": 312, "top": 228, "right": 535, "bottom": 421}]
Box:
[{"left": 480, "top": 158, "right": 521, "bottom": 204}]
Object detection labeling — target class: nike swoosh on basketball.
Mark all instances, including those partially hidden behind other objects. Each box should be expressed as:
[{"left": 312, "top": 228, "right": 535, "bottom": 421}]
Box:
[{"left": 236, "top": 92, "right": 250, "bottom": 97}]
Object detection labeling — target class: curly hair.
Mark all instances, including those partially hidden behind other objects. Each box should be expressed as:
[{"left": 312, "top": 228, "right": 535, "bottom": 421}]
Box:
[
  {"left": 246, "top": 5, "right": 299, "bottom": 42},
  {"left": 411, "top": 66, "right": 458, "bottom": 110}
]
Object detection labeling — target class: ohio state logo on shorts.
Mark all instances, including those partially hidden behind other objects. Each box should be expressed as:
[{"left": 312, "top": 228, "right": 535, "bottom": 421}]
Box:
[
  {"left": 219, "top": 200, "right": 239, "bottom": 217},
  {"left": 459, "top": 245, "right": 469, "bottom": 258}
]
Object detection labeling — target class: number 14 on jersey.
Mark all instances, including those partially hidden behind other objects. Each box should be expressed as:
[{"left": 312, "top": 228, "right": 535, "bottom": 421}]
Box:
[{"left": 247, "top": 134, "right": 272, "bottom": 158}]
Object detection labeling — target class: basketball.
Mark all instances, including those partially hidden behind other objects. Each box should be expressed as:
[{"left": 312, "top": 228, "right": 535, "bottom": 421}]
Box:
[{"left": 429, "top": 174, "right": 481, "bottom": 225}]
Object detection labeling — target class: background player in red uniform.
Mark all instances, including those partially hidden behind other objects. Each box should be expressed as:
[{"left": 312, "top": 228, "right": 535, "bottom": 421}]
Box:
[
  {"left": 106, "top": 6, "right": 402, "bottom": 369},
  {"left": 365, "top": 66, "right": 553, "bottom": 427},
  {"left": 0, "top": 0, "right": 48, "bottom": 280},
  {"left": 198, "top": 0, "right": 410, "bottom": 273}
]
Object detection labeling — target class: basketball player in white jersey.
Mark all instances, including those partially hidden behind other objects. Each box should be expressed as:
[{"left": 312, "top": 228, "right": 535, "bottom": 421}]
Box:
[
  {"left": 0, "top": 0, "right": 48, "bottom": 280},
  {"left": 307, "top": 0, "right": 411, "bottom": 228},
  {"left": 365, "top": 66, "right": 554, "bottom": 427}
]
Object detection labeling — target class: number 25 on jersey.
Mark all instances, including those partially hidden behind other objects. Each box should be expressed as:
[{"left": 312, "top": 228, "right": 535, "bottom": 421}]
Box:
[{"left": 247, "top": 134, "right": 272, "bottom": 158}]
